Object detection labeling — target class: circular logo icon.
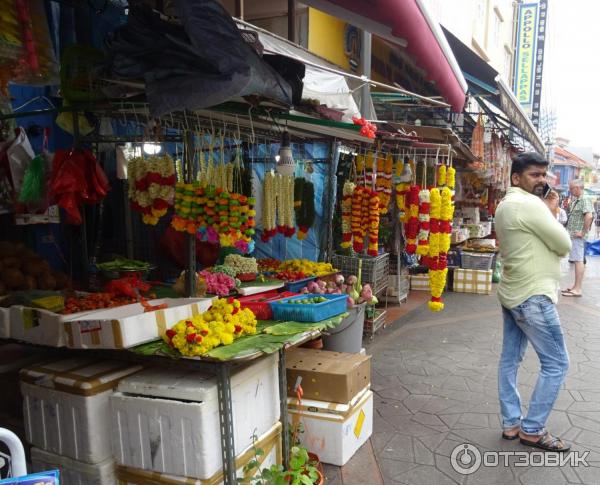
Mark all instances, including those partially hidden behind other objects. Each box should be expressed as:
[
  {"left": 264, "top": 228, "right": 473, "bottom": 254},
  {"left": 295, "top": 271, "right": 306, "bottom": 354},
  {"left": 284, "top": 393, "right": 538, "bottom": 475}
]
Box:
[{"left": 450, "top": 443, "right": 482, "bottom": 475}]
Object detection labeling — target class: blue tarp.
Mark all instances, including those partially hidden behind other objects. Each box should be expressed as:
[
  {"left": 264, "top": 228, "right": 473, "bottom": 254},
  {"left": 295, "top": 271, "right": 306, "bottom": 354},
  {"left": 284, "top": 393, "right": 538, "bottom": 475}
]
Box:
[{"left": 585, "top": 239, "right": 600, "bottom": 256}]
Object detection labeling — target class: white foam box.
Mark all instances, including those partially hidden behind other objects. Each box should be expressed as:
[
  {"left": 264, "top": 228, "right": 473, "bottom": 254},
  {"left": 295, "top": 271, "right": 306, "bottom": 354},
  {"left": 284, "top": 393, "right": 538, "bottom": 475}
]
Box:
[
  {"left": 110, "top": 353, "right": 280, "bottom": 479},
  {"left": 31, "top": 447, "right": 116, "bottom": 485},
  {"left": 287, "top": 387, "right": 373, "bottom": 466},
  {"left": 453, "top": 268, "right": 493, "bottom": 295},
  {"left": 0, "top": 307, "right": 9, "bottom": 338},
  {"left": 20, "top": 358, "right": 143, "bottom": 464},
  {"left": 9, "top": 305, "right": 72, "bottom": 346},
  {"left": 63, "top": 297, "right": 215, "bottom": 349},
  {"left": 115, "top": 422, "right": 282, "bottom": 485}
]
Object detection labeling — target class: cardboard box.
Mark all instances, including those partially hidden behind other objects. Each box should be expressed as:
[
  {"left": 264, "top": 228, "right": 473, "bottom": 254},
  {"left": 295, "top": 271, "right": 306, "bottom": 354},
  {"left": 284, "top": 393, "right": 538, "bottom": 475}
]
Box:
[
  {"left": 453, "top": 268, "right": 492, "bottom": 295},
  {"left": 115, "top": 422, "right": 282, "bottom": 485},
  {"left": 287, "top": 388, "right": 373, "bottom": 466},
  {"left": 409, "top": 274, "right": 430, "bottom": 291},
  {"left": 285, "top": 348, "right": 371, "bottom": 404},
  {"left": 21, "top": 358, "right": 143, "bottom": 464},
  {"left": 111, "top": 354, "right": 279, "bottom": 479},
  {"left": 63, "top": 297, "right": 215, "bottom": 349},
  {"left": 31, "top": 447, "right": 115, "bottom": 485}
]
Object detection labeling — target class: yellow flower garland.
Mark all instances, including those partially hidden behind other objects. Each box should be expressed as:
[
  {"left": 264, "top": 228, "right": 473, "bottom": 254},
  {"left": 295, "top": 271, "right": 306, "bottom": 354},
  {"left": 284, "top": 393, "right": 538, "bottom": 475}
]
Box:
[{"left": 165, "top": 298, "right": 257, "bottom": 356}]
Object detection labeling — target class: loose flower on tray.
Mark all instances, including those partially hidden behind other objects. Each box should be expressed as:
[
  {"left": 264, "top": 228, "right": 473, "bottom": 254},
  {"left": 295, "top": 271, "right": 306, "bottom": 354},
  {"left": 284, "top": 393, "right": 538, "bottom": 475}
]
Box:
[{"left": 164, "top": 298, "right": 257, "bottom": 356}]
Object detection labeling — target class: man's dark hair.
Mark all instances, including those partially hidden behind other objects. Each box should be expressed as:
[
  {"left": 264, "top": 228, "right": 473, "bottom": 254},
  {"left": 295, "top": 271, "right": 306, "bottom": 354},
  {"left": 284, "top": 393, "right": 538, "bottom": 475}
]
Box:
[{"left": 510, "top": 152, "right": 548, "bottom": 178}]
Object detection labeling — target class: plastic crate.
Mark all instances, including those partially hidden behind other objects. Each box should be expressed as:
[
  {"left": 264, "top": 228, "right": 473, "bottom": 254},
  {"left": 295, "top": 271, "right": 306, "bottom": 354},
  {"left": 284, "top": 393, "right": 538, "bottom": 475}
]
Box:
[
  {"left": 282, "top": 276, "right": 317, "bottom": 293},
  {"left": 238, "top": 291, "right": 298, "bottom": 320},
  {"left": 269, "top": 294, "right": 348, "bottom": 322},
  {"left": 332, "top": 253, "right": 390, "bottom": 295},
  {"left": 460, "top": 252, "right": 495, "bottom": 270}
]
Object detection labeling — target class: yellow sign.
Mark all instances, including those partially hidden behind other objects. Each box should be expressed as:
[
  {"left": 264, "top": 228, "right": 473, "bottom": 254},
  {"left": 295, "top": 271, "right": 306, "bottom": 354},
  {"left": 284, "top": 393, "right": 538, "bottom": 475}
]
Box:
[
  {"left": 514, "top": 3, "right": 539, "bottom": 106},
  {"left": 354, "top": 409, "right": 366, "bottom": 438}
]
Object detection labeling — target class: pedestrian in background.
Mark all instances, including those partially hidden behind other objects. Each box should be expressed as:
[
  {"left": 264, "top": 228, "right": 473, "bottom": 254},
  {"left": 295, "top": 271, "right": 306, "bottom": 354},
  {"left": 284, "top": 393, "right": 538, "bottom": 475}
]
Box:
[
  {"left": 562, "top": 179, "right": 594, "bottom": 297},
  {"left": 545, "top": 189, "right": 567, "bottom": 225},
  {"left": 495, "top": 152, "right": 572, "bottom": 452}
]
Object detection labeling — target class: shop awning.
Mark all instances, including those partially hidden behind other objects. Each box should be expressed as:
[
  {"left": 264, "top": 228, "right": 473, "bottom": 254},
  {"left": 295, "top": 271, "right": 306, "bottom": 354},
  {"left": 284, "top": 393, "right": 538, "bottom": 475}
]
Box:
[
  {"left": 442, "top": 27, "right": 545, "bottom": 155},
  {"left": 300, "top": 0, "right": 468, "bottom": 112}
]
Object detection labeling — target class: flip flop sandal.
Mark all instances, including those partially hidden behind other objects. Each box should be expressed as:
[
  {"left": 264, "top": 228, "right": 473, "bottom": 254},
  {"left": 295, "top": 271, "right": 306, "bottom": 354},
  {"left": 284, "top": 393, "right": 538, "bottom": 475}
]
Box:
[
  {"left": 561, "top": 290, "right": 582, "bottom": 297},
  {"left": 520, "top": 431, "right": 571, "bottom": 452}
]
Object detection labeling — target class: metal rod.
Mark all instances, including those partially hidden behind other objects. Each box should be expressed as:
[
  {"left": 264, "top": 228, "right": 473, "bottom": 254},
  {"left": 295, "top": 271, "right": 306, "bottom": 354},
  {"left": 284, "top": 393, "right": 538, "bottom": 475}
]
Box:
[
  {"left": 278, "top": 348, "right": 290, "bottom": 469},
  {"left": 288, "top": 0, "right": 296, "bottom": 42},
  {"left": 360, "top": 30, "right": 373, "bottom": 119},
  {"left": 184, "top": 130, "right": 196, "bottom": 297},
  {"left": 217, "top": 364, "right": 237, "bottom": 485},
  {"left": 235, "top": 0, "right": 244, "bottom": 19}
]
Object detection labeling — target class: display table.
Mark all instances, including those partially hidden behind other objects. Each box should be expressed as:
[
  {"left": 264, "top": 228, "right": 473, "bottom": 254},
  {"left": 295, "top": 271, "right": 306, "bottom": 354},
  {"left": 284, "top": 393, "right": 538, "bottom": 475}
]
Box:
[{"left": 1, "top": 312, "right": 347, "bottom": 484}]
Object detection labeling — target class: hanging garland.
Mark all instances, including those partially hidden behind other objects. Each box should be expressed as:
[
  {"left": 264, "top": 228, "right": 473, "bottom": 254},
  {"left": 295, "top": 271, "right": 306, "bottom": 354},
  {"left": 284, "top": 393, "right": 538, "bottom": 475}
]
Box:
[
  {"left": 128, "top": 155, "right": 176, "bottom": 225},
  {"left": 294, "top": 178, "right": 315, "bottom": 241},
  {"left": 261, "top": 171, "right": 277, "bottom": 242},
  {"left": 365, "top": 151, "right": 375, "bottom": 186},
  {"left": 340, "top": 181, "right": 355, "bottom": 249},
  {"left": 437, "top": 164, "right": 447, "bottom": 187},
  {"left": 351, "top": 186, "right": 366, "bottom": 253},
  {"left": 171, "top": 183, "right": 255, "bottom": 253},
  {"left": 447, "top": 166, "right": 456, "bottom": 189},
  {"left": 427, "top": 188, "right": 443, "bottom": 311},
  {"left": 277, "top": 174, "right": 295, "bottom": 237},
  {"left": 405, "top": 185, "right": 420, "bottom": 254},
  {"left": 375, "top": 153, "right": 393, "bottom": 214},
  {"left": 366, "top": 188, "right": 380, "bottom": 256},
  {"left": 416, "top": 188, "right": 431, "bottom": 256}
]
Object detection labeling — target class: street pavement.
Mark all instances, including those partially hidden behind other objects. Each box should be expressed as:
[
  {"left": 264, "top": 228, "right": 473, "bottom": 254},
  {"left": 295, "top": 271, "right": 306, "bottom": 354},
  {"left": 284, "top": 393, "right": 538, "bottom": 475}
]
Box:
[{"left": 328, "top": 256, "right": 600, "bottom": 485}]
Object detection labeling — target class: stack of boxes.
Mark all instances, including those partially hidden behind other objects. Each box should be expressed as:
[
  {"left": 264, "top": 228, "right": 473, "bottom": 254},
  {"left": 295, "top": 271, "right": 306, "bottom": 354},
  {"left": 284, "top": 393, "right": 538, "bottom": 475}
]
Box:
[
  {"left": 285, "top": 349, "right": 373, "bottom": 466},
  {"left": 20, "top": 358, "right": 143, "bottom": 484},
  {"left": 110, "top": 353, "right": 282, "bottom": 483}
]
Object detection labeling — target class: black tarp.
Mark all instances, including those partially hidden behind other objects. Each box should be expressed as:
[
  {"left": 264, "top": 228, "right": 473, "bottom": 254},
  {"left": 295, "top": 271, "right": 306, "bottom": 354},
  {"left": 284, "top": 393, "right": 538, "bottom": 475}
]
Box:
[{"left": 105, "top": 0, "right": 299, "bottom": 116}]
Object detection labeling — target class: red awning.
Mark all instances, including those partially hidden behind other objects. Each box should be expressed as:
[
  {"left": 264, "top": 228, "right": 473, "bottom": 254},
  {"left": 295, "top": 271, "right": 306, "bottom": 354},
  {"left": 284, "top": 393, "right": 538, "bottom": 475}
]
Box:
[{"left": 302, "top": 0, "right": 467, "bottom": 112}]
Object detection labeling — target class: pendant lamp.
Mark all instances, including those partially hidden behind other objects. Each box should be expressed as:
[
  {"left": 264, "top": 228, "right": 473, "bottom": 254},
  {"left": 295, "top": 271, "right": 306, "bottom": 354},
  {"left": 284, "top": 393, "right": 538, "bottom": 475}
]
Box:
[{"left": 276, "top": 131, "right": 295, "bottom": 176}]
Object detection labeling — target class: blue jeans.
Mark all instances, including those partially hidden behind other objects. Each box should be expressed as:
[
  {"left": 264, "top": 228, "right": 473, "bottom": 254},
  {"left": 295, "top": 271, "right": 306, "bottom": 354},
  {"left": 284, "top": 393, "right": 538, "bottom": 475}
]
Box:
[{"left": 498, "top": 295, "right": 569, "bottom": 435}]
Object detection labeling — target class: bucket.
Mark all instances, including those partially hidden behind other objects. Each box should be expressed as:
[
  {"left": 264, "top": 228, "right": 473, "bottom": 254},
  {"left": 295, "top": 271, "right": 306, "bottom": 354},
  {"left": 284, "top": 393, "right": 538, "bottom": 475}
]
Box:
[{"left": 321, "top": 303, "right": 365, "bottom": 353}]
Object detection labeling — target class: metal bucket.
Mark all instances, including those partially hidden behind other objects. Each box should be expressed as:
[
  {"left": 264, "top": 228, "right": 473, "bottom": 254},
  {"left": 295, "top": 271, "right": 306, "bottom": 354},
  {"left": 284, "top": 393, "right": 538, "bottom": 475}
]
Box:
[{"left": 321, "top": 303, "right": 365, "bottom": 353}]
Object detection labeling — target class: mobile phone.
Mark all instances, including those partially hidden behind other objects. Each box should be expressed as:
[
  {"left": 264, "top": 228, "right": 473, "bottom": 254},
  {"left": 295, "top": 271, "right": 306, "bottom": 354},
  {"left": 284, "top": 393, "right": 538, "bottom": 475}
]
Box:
[{"left": 542, "top": 183, "right": 551, "bottom": 199}]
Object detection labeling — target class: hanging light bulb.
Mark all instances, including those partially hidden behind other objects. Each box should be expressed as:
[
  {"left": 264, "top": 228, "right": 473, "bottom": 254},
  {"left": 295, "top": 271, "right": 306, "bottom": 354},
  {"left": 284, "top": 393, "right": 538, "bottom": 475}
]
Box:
[{"left": 276, "top": 131, "right": 295, "bottom": 176}]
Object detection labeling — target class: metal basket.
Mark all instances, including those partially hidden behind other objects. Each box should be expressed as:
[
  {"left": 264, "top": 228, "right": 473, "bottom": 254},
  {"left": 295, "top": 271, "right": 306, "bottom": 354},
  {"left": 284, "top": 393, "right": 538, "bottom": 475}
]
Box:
[
  {"left": 460, "top": 252, "right": 495, "bottom": 271},
  {"left": 332, "top": 253, "right": 390, "bottom": 296}
]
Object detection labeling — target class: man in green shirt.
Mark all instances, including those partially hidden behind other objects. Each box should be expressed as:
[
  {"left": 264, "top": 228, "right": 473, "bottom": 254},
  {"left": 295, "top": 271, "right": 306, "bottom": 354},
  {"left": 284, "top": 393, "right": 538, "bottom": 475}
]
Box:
[
  {"left": 495, "top": 152, "right": 572, "bottom": 452},
  {"left": 562, "top": 179, "right": 594, "bottom": 297}
]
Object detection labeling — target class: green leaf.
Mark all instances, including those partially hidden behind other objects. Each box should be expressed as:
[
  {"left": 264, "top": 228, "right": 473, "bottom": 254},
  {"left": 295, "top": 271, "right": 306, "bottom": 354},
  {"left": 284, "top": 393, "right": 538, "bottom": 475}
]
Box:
[
  {"left": 255, "top": 448, "right": 265, "bottom": 456},
  {"left": 300, "top": 475, "right": 314, "bottom": 485}
]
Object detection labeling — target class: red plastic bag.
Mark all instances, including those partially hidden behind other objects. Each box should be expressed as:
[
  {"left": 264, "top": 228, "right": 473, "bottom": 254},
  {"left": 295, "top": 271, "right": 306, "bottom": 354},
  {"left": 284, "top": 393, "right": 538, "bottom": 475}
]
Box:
[
  {"left": 159, "top": 225, "right": 219, "bottom": 268},
  {"left": 48, "top": 148, "right": 110, "bottom": 224}
]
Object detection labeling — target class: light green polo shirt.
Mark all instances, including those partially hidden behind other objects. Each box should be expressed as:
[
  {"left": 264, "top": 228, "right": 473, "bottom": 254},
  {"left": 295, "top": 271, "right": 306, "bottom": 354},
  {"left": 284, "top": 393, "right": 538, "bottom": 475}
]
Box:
[{"left": 495, "top": 187, "right": 572, "bottom": 309}]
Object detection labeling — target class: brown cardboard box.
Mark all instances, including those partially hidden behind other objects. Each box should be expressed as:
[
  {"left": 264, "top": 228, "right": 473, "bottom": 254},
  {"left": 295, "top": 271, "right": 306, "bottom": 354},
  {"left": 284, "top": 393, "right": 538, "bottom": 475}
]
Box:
[{"left": 285, "top": 348, "right": 371, "bottom": 404}]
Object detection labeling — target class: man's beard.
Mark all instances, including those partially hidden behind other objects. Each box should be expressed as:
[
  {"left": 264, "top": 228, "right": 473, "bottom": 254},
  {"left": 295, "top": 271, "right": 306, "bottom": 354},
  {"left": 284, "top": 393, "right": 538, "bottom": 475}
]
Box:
[{"left": 532, "top": 184, "right": 545, "bottom": 196}]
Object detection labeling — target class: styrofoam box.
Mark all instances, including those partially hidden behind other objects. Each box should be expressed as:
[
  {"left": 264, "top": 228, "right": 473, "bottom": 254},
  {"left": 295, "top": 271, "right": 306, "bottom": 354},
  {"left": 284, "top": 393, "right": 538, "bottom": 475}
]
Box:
[
  {"left": 111, "top": 353, "right": 280, "bottom": 479},
  {"left": 287, "top": 388, "right": 373, "bottom": 466},
  {"left": 0, "top": 307, "right": 9, "bottom": 338},
  {"left": 115, "top": 422, "right": 282, "bottom": 485},
  {"left": 63, "top": 297, "right": 215, "bottom": 349},
  {"left": 9, "top": 305, "right": 71, "bottom": 346},
  {"left": 21, "top": 358, "right": 143, "bottom": 464},
  {"left": 31, "top": 447, "right": 115, "bottom": 485}
]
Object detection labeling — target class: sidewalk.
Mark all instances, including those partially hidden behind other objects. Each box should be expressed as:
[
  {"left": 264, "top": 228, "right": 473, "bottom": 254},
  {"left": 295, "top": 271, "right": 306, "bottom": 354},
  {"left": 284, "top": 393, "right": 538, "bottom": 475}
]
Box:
[{"left": 330, "top": 256, "right": 600, "bottom": 484}]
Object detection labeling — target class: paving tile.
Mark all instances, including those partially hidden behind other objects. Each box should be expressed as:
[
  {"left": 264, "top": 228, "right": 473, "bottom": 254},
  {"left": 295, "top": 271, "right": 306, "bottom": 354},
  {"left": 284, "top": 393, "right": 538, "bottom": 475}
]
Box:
[
  {"left": 413, "top": 438, "right": 435, "bottom": 465},
  {"left": 393, "top": 464, "right": 460, "bottom": 485},
  {"left": 380, "top": 433, "right": 414, "bottom": 462},
  {"left": 455, "top": 413, "right": 489, "bottom": 428},
  {"left": 377, "top": 458, "right": 419, "bottom": 482},
  {"left": 519, "top": 466, "right": 569, "bottom": 485},
  {"left": 377, "top": 385, "right": 411, "bottom": 402}
]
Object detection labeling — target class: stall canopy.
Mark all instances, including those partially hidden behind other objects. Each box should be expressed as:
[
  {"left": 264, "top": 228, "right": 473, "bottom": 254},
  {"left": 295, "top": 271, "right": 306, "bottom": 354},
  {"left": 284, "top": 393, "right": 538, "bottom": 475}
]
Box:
[
  {"left": 301, "top": 0, "right": 468, "bottom": 112},
  {"left": 442, "top": 27, "right": 546, "bottom": 155}
]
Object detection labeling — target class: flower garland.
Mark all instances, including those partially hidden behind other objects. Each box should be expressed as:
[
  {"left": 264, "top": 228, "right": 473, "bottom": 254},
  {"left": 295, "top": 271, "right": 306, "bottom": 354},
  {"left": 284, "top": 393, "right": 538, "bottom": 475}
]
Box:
[
  {"left": 367, "top": 188, "right": 380, "bottom": 256},
  {"left": 416, "top": 189, "right": 431, "bottom": 256},
  {"left": 375, "top": 154, "right": 393, "bottom": 214},
  {"left": 405, "top": 185, "right": 420, "bottom": 254},
  {"left": 293, "top": 177, "right": 315, "bottom": 240},
  {"left": 171, "top": 183, "right": 256, "bottom": 253},
  {"left": 365, "top": 152, "right": 375, "bottom": 186},
  {"left": 277, "top": 174, "right": 295, "bottom": 237},
  {"left": 164, "top": 298, "right": 257, "bottom": 356},
  {"left": 447, "top": 166, "right": 456, "bottom": 189},
  {"left": 427, "top": 188, "right": 443, "bottom": 311},
  {"left": 261, "top": 171, "right": 277, "bottom": 242},
  {"left": 340, "top": 181, "right": 355, "bottom": 249},
  {"left": 355, "top": 154, "right": 365, "bottom": 185},
  {"left": 128, "top": 155, "right": 176, "bottom": 225},
  {"left": 440, "top": 186, "right": 454, "bottom": 254},
  {"left": 351, "top": 186, "right": 366, "bottom": 253},
  {"left": 437, "top": 164, "right": 447, "bottom": 187},
  {"left": 395, "top": 181, "right": 410, "bottom": 223}
]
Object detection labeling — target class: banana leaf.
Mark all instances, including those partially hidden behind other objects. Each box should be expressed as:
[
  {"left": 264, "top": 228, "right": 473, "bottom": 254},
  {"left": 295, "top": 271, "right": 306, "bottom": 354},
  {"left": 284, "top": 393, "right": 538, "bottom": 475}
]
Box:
[{"left": 262, "top": 313, "right": 348, "bottom": 336}]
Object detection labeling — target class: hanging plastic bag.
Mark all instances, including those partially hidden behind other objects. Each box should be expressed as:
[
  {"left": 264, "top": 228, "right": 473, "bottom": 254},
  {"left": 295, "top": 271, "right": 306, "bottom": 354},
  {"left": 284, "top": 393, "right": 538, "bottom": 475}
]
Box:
[{"left": 18, "top": 153, "right": 45, "bottom": 202}]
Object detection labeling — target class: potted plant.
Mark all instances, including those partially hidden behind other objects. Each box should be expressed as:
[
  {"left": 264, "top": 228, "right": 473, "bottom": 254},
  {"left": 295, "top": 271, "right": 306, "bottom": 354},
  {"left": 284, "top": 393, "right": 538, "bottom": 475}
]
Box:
[{"left": 239, "top": 433, "right": 323, "bottom": 485}]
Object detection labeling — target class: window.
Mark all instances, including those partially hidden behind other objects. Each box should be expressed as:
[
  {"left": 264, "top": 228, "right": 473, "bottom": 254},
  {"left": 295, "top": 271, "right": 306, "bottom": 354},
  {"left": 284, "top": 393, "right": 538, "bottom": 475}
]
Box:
[
  {"left": 493, "top": 11, "right": 502, "bottom": 46},
  {"left": 503, "top": 47, "right": 513, "bottom": 80}
]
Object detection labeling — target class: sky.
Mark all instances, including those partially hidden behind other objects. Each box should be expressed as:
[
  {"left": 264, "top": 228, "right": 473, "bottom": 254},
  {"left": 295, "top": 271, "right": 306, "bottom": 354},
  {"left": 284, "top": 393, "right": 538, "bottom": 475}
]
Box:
[{"left": 543, "top": 0, "right": 600, "bottom": 152}]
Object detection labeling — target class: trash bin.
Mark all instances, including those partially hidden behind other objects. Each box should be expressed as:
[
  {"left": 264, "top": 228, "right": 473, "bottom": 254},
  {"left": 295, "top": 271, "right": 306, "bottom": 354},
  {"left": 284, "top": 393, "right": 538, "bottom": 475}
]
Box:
[{"left": 321, "top": 303, "right": 365, "bottom": 353}]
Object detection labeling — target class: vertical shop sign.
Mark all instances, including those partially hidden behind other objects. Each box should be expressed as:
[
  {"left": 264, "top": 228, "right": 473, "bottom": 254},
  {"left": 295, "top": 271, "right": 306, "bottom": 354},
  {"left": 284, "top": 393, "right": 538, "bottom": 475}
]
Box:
[
  {"left": 513, "top": 3, "right": 539, "bottom": 114},
  {"left": 531, "top": 0, "right": 547, "bottom": 128}
]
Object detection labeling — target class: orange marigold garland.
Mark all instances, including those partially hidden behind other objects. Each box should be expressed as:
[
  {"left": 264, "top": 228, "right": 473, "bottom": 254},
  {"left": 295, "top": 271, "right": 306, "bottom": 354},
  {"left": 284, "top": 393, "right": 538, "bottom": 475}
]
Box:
[
  {"left": 367, "top": 188, "right": 380, "bottom": 256},
  {"left": 375, "top": 153, "right": 393, "bottom": 214},
  {"left": 351, "top": 186, "right": 366, "bottom": 253},
  {"left": 405, "top": 185, "right": 420, "bottom": 254},
  {"left": 427, "top": 188, "right": 443, "bottom": 311}
]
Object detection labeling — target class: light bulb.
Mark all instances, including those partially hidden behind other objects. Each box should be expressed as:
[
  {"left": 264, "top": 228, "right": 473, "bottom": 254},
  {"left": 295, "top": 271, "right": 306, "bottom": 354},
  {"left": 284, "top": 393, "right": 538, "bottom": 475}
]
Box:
[{"left": 143, "top": 143, "right": 162, "bottom": 155}]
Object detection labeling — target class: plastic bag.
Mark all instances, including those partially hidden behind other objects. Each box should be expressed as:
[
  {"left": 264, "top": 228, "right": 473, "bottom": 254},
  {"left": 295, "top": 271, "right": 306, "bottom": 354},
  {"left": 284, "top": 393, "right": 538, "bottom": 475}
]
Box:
[{"left": 18, "top": 153, "right": 45, "bottom": 202}]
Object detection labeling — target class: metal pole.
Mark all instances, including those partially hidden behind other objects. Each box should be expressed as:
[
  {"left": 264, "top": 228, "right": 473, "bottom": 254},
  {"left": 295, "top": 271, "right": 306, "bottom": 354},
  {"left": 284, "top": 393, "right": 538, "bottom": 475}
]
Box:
[
  {"left": 184, "top": 130, "right": 196, "bottom": 297},
  {"left": 278, "top": 348, "right": 290, "bottom": 469},
  {"left": 235, "top": 0, "right": 244, "bottom": 19},
  {"left": 72, "top": 111, "right": 89, "bottom": 286},
  {"left": 360, "top": 30, "right": 373, "bottom": 119},
  {"left": 216, "top": 364, "right": 236, "bottom": 485},
  {"left": 288, "top": 0, "right": 296, "bottom": 42}
]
